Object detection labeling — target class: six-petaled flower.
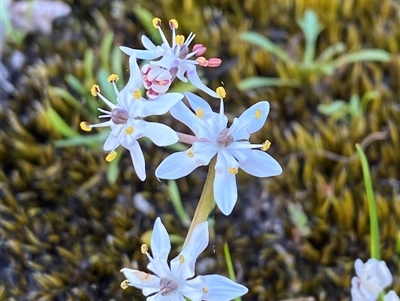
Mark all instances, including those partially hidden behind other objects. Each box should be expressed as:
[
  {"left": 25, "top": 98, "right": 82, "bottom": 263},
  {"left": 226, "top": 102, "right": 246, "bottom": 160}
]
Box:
[
  {"left": 120, "top": 18, "right": 221, "bottom": 99},
  {"left": 80, "top": 54, "right": 183, "bottom": 180},
  {"left": 120, "top": 217, "right": 248, "bottom": 301},
  {"left": 155, "top": 89, "right": 282, "bottom": 215}
]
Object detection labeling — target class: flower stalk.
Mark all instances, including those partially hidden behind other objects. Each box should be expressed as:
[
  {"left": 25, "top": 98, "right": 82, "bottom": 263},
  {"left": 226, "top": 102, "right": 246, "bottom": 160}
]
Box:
[{"left": 183, "top": 157, "right": 216, "bottom": 247}]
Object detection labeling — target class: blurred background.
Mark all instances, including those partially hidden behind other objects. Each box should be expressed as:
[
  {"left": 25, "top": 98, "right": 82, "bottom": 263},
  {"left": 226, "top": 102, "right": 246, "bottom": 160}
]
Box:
[{"left": 1, "top": 0, "right": 399, "bottom": 300}]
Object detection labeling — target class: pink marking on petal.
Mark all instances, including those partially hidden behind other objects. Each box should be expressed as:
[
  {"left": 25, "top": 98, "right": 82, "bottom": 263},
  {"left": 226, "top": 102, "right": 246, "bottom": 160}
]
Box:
[
  {"left": 207, "top": 58, "right": 222, "bottom": 67},
  {"left": 192, "top": 44, "right": 206, "bottom": 56}
]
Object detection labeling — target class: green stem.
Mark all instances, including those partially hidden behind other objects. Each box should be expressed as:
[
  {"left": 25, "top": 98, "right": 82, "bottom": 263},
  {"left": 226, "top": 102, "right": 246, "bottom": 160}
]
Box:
[
  {"left": 183, "top": 157, "right": 216, "bottom": 247},
  {"left": 355, "top": 144, "right": 380, "bottom": 259}
]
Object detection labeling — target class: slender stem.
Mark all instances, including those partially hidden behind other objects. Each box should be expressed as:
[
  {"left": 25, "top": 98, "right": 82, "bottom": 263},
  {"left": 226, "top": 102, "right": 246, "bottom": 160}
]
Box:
[
  {"left": 355, "top": 144, "right": 380, "bottom": 259},
  {"left": 183, "top": 157, "right": 216, "bottom": 247}
]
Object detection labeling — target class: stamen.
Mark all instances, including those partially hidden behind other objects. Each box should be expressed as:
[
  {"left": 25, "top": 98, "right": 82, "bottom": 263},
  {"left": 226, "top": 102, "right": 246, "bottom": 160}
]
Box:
[
  {"left": 133, "top": 89, "right": 142, "bottom": 99},
  {"left": 196, "top": 56, "right": 208, "bottom": 66},
  {"left": 175, "top": 35, "right": 185, "bottom": 45},
  {"left": 152, "top": 17, "right": 161, "bottom": 28},
  {"left": 120, "top": 280, "right": 129, "bottom": 290},
  {"left": 262, "top": 140, "right": 271, "bottom": 151},
  {"left": 255, "top": 109, "right": 262, "bottom": 120},
  {"left": 192, "top": 44, "right": 206, "bottom": 56},
  {"left": 228, "top": 167, "right": 238, "bottom": 175},
  {"left": 186, "top": 149, "right": 194, "bottom": 158},
  {"left": 202, "top": 287, "right": 209, "bottom": 294},
  {"left": 80, "top": 121, "right": 92, "bottom": 131},
  {"left": 169, "top": 19, "right": 179, "bottom": 29},
  {"left": 179, "top": 254, "right": 185, "bottom": 264},
  {"left": 90, "top": 84, "right": 100, "bottom": 96},
  {"left": 108, "top": 74, "right": 119, "bottom": 82},
  {"left": 207, "top": 58, "right": 222, "bottom": 67},
  {"left": 125, "top": 126, "right": 134, "bottom": 135},
  {"left": 216, "top": 86, "right": 226, "bottom": 98},
  {"left": 141, "top": 244, "right": 148, "bottom": 254},
  {"left": 195, "top": 108, "right": 204, "bottom": 118},
  {"left": 106, "top": 151, "right": 117, "bottom": 162}
]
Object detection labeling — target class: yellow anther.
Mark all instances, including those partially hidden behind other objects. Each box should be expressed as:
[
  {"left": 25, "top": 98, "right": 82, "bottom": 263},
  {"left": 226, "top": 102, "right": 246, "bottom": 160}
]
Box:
[
  {"left": 202, "top": 287, "right": 209, "bottom": 294},
  {"left": 179, "top": 254, "right": 185, "bottom": 264},
  {"left": 228, "top": 167, "right": 238, "bottom": 175},
  {"left": 125, "top": 126, "right": 134, "bottom": 135},
  {"left": 187, "top": 149, "right": 194, "bottom": 158},
  {"left": 80, "top": 121, "right": 92, "bottom": 132},
  {"left": 120, "top": 280, "right": 129, "bottom": 290},
  {"left": 195, "top": 108, "right": 204, "bottom": 118},
  {"left": 141, "top": 244, "right": 148, "bottom": 254},
  {"left": 152, "top": 17, "right": 161, "bottom": 28},
  {"left": 175, "top": 35, "right": 185, "bottom": 45},
  {"left": 108, "top": 74, "right": 119, "bottom": 82},
  {"left": 90, "top": 84, "right": 100, "bottom": 96},
  {"left": 216, "top": 86, "right": 226, "bottom": 98},
  {"left": 255, "top": 109, "right": 262, "bottom": 120},
  {"left": 262, "top": 140, "right": 271, "bottom": 151},
  {"left": 106, "top": 151, "right": 117, "bottom": 162},
  {"left": 133, "top": 89, "right": 142, "bottom": 99},
  {"left": 169, "top": 19, "right": 179, "bottom": 29}
]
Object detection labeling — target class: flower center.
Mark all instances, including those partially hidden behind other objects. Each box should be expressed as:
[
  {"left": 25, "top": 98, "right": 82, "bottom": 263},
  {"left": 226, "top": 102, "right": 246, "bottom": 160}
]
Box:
[
  {"left": 159, "top": 277, "right": 178, "bottom": 296},
  {"left": 111, "top": 108, "right": 129, "bottom": 124},
  {"left": 216, "top": 128, "right": 233, "bottom": 148}
]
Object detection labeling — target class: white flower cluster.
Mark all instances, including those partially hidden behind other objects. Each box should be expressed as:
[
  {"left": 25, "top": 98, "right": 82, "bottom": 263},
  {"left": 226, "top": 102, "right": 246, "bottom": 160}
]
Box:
[
  {"left": 79, "top": 17, "right": 284, "bottom": 300},
  {"left": 351, "top": 258, "right": 399, "bottom": 301}
]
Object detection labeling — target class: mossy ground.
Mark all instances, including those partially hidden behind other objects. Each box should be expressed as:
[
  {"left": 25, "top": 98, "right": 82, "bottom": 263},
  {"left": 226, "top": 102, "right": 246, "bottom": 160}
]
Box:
[{"left": 1, "top": 0, "right": 399, "bottom": 300}]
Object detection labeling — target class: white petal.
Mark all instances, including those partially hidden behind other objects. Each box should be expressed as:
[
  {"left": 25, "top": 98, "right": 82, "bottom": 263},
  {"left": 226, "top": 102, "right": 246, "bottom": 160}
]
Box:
[
  {"left": 120, "top": 45, "right": 163, "bottom": 60},
  {"left": 385, "top": 291, "right": 400, "bottom": 301},
  {"left": 141, "top": 35, "right": 156, "bottom": 50},
  {"left": 213, "top": 152, "right": 238, "bottom": 215},
  {"left": 184, "top": 92, "right": 213, "bottom": 115},
  {"left": 239, "top": 101, "right": 270, "bottom": 134},
  {"left": 155, "top": 142, "right": 215, "bottom": 179},
  {"left": 121, "top": 138, "right": 146, "bottom": 180},
  {"left": 103, "top": 126, "right": 123, "bottom": 151},
  {"left": 186, "top": 65, "right": 218, "bottom": 98},
  {"left": 136, "top": 93, "right": 183, "bottom": 117},
  {"left": 140, "top": 121, "right": 178, "bottom": 146},
  {"left": 170, "top": 222, "right": 208, "bottom": 280},
  {"left": 120, "top": 268, "right": 160, "bottom": 294},
  {"left": 154, "top": 56, "right": 182, "bottom": 69},
  {"left": 151, "top": 218, "right": 171, "bottom": 261},
  {"left": 239, "top": 150, "right": 282, "bottom": 177},
  {"left": 197, "top": 274, "right": 248, "bottom": 301},
  {"left": 354, "top": 258, "right": 364, "bottom": 276},
  {"left": 170, "top": 101, "right": 209, "bottom": 138},
  {"left": 180, "top": 276, "right": 206, "bottom": 301}
]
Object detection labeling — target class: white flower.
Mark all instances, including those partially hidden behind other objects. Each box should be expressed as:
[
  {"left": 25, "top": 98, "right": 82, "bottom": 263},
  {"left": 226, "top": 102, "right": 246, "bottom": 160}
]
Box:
[
  {"left": 80, "top": 54, "right": 183, "bottom": 180},
  {"left": 155, "top": 90, "right": 282, "bottom": 215},
  {"left": 120, "top": 217, "right": 248, "bottom": 301},
  {"left": 120, "top": 18, "right": 221, "bottom": 99},
  {"left": 385, "top": 291, "right": 400, "bottom": 301},
  {"left": 351, "top": 258, "right": 393, "bottom": 301}
]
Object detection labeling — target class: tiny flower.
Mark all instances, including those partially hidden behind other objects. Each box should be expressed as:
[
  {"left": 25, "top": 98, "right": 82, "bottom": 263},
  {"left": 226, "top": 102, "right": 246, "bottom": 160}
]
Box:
[
  {"left": 384, "top": 291, "right": 400, "bottom": 301},
  {"left": 120, "top": 18, "right": 221, "bottom": 99},
  {"left": 351, "top": 258, "right": 393, "bottom": 301},
  {"left": 155, "top": 90, "right": 282, "bottom": 215},
  {"left": 120, "top": 217, "right": 248, "bottom": 301},
  {"left": 80, "top": 54, "right": 183, "bottom": 180}
]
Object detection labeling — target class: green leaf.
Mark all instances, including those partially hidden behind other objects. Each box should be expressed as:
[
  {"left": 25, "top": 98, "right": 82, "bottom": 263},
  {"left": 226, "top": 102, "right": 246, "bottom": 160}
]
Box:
[
  {"left": 65, "top": 74, "right": 87, "bottom": 96},
  {"left": 111, "top": 46, "right": 125, "bottom": 86},
  {"left": 317, "top": 100, "right": 347, "bottom": 116},
  {"left": 239, "top": 32, "right": 291, "bottom": 63},
  {"left": 47, "top": 107, "right": 79, "bottom": 138},
  {"left": 132, "top": 5, "right": 161, "bottom": 44},
  {"left": 168, "top": 180, "right": 190, "bottom": 227},
  {"left": 84, "top": 48, "right": 94, "bottom": 81},
  {"left": 101, "top": 32, "right": 115, "bottom": 72},
  {"left": 330, "top": 49, "right": 391, "bottom": 69},
  {"left": 54, "top": 131, "right": 109, "bottom": 148},
  {"left": 349, "top": 94, "right": 361, "bottom": 117},
  {"left": 106, "top": 149, "right": 121, "bottom": 184},
  {"left": 316, "top": 42, "right": 346, "bottom": 62},
  {"left": 237, "top": 76, "right": 300, "bottom": 90}
]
